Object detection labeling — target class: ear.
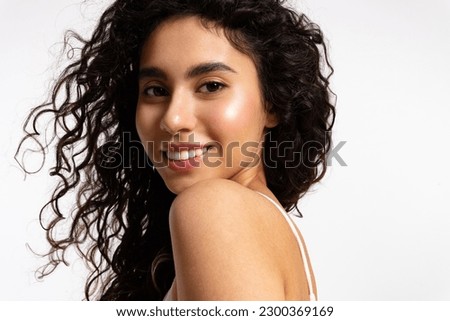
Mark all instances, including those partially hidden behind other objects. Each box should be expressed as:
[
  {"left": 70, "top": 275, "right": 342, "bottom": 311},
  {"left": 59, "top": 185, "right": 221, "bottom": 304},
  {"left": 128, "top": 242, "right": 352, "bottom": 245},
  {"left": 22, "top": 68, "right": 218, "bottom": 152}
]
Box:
[{"left": 265, "top": 111, "right": 279, "bottom": 128}]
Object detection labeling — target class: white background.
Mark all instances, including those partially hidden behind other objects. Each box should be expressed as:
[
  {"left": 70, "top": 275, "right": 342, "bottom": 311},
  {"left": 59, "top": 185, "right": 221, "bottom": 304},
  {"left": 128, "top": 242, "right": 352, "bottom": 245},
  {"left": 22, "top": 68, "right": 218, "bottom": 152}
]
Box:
[{"left": 1, "top": 0, "right": 449, "bottom": 300}]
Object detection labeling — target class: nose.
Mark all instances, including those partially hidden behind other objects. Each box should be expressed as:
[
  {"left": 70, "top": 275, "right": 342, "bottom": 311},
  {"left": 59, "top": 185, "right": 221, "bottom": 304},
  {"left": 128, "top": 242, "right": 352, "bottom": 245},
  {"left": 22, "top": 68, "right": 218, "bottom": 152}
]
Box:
[{"left": 160, "top": 90, "right": 196, "bottom": 136}]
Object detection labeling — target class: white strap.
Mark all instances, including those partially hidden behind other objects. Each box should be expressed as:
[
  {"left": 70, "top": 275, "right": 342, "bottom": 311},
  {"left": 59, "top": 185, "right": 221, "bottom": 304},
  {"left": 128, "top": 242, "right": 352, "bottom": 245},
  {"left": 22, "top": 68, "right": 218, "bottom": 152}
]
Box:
[{"left": 256, "top": 192, "right": 316, "bottom": 301}]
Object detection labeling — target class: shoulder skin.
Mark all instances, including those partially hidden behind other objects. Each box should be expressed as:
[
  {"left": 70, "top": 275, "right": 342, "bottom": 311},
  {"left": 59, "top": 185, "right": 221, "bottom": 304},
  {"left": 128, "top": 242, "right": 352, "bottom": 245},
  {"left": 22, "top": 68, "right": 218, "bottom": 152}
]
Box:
[{"left": 169, "top": 178, "right": 300, "bottom": 300}]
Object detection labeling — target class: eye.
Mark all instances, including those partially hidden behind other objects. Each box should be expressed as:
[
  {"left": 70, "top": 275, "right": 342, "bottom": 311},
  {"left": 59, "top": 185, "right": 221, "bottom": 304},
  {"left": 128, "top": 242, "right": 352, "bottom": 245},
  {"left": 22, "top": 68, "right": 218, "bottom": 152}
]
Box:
[
  {"left": 198, "top": 81, "right": 226, "bottom": 93},
  {"left": 143, "top": 86, "right": 169, "bottom": 97}
]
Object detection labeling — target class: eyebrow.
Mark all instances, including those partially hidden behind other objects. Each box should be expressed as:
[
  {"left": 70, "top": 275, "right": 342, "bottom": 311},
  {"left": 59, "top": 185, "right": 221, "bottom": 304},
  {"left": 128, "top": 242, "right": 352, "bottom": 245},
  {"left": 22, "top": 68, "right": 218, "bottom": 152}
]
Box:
[
  {"left": 138, "top": 62, "right": 237, "bottom": 80},
  {"left": 186, "top": 62, "right": 237, "bottom": 78},
  {"left": 138, "top": 67, "right": 167, "bottom": 80}
]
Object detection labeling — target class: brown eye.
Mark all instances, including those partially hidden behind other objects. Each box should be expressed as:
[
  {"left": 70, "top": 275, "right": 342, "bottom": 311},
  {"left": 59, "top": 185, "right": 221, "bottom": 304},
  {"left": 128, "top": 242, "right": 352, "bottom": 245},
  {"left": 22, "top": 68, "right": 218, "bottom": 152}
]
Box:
[
  {"left": 198, "top": 81, "right": 225, "bottom": 93},
  {"left": 144, "top": 86, "right": 169, "bottom": 97}
]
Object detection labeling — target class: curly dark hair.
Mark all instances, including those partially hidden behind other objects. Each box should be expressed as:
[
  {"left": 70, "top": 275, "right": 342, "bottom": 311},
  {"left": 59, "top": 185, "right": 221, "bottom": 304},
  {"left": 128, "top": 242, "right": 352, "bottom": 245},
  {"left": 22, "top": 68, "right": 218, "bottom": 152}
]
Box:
[{"left": 16, "top": 0, "right": 335, "bottom": 300}]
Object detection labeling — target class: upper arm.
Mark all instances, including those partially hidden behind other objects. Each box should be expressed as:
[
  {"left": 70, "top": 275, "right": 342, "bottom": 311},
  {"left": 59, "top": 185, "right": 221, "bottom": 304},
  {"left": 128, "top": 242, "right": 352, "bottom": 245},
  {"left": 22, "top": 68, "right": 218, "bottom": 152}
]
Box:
[{"left": 169, "top": 179, "right": 285, "bottom": 300}]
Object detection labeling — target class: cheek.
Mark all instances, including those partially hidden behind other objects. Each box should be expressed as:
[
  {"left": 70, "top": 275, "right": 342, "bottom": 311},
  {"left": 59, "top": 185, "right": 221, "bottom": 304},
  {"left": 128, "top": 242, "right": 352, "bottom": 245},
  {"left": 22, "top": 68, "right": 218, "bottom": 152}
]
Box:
[
  {"left": 135, "top": 106, "right": 158, "bottom": 140},
  {"left": 207, "top": 92, "right": 264, "bottom": 141},
  {"left": 135, "top": 106, "right": 162, "bottom": 159}
]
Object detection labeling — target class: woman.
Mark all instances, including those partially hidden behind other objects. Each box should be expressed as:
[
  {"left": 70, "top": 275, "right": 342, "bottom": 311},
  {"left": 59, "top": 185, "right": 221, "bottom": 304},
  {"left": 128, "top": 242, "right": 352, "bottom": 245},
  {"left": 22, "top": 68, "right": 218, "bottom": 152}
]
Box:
[{"left": 17, "top": 0, "right": 335, "bottom": 300}]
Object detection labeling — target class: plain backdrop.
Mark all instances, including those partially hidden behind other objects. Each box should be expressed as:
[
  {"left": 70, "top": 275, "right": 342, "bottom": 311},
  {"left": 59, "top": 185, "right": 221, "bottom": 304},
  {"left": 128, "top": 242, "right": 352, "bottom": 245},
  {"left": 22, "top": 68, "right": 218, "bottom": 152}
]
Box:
[{"left": 1, "top": 0, "right": 449, "bottom": 300}]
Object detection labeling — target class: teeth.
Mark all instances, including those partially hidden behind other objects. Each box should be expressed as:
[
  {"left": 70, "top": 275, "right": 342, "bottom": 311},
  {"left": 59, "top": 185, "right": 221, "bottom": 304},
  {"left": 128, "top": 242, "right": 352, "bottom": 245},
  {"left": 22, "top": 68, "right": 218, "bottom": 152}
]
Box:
[
  {"left": 167, "top": 147, "right": 208, "bottom": 161},
  {"left": 180, "top": 151, "right": 189, "bottom": 160}
]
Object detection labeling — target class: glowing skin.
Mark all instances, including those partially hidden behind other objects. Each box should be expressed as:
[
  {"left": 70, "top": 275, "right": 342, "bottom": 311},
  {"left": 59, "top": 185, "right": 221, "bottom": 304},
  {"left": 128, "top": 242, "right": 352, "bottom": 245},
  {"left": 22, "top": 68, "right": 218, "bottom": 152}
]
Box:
[
  {"left": 135, "top": 16, "right": 277, "bottom": 194},
  {"left": 135, "top": 17, "right": 317, "bottom": 301}
]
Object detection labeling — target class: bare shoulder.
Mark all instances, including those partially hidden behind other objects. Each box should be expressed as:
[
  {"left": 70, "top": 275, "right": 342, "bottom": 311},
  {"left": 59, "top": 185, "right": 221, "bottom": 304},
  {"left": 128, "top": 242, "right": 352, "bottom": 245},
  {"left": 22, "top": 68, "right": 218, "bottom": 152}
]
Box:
[
  {"left": 170, "top": 178, "right": 261, "bottom": 223},
  {"left": 169, "top": 178, "right": 275, "bottom": 242},
  {"left": 168, "top": 178, "right": 286, "bottom": 300}
]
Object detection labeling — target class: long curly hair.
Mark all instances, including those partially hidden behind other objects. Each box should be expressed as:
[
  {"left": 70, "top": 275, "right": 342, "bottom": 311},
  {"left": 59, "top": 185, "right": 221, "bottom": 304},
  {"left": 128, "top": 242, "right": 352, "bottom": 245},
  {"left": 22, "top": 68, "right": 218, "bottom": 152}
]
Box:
[{"left": 16, "top": 0, "right": 335, "bottom": 300}]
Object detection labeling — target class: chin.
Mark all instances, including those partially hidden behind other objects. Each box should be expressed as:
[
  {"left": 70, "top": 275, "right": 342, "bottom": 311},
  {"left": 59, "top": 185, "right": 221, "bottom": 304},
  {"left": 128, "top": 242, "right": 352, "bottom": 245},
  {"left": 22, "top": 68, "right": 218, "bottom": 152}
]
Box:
[
  {"left": 157, "top": 174, "right": 195, "bottom": 195},
  {"left": 165, "top": 184, "right": 184, "bottom": 195}
]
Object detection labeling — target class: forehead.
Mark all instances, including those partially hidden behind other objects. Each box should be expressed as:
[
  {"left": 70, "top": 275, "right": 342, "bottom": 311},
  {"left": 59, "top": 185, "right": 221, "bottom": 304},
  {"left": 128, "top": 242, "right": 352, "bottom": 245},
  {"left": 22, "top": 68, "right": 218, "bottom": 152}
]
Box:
[{"left": 139, "top": 16, "right": 256, "bottom": 73}]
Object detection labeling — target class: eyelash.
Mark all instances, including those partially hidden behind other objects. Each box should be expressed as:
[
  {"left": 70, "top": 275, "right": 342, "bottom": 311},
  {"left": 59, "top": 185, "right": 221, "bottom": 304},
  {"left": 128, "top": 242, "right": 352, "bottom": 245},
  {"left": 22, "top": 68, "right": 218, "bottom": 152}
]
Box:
[
  {"left": 143, "top": 81, "right": 226, "bottom": 97},
  {"left": 143, "top": 86, "right": 168, "bottom": 97},
  {"left": 198, "top": 81, "right": 226, "bottom": 93}
]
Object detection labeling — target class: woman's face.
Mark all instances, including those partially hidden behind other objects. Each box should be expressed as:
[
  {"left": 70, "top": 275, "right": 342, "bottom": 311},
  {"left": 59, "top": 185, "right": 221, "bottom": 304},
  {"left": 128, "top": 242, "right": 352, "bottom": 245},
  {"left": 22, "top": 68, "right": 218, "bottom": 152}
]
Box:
[{"left": 136, "top": 16, "right": 277, "bottom": 194}]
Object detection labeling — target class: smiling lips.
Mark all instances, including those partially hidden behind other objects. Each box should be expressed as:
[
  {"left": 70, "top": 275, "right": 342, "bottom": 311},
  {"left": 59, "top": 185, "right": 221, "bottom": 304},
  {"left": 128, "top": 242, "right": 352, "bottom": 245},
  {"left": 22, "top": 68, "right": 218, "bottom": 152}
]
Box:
[
  {"left": 163, "top": 144, "right": 211, "bottom": 161},
  {"left": 166, "top": 147, "right": 208, "bottom": 161}
]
